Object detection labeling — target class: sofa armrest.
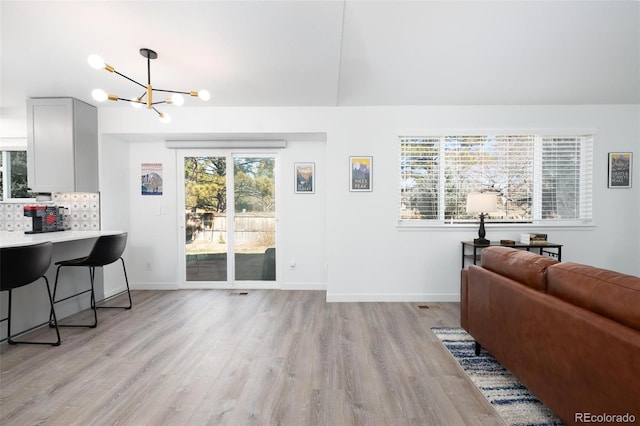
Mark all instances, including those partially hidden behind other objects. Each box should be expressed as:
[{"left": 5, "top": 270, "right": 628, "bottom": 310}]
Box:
[{"left": 460, "top": 268, "right": 469, "bottom": 331}]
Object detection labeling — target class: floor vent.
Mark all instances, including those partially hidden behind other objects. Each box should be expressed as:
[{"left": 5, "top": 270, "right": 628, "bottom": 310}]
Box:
[
  {"left": 228, "top": 291, "right": 249, "bottom": 296},
  {"left": 417, "top": 305, "right": 430, "bottom": 310}
]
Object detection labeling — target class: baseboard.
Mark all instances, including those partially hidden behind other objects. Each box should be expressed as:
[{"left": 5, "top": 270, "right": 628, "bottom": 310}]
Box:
[
  {"left": 325, "top": 293, "right": 460, "bottom": 303},
  {"left": 103, "top": 285, "right": 129, "bottom": 299},
  {"left": 129, "top": 282, "right": 179, "bottom": 291},
  {"left": 281, "top": 282, "right": 327, "bottom": 291},
  {"left": 122, "top": 285, "right": 450, "bottom": 301},
  {"left": 127, "top": 282, "right": 326, "bottom": 291},
  {"left": 179, "top": 282, "right": 280, "bottom": 290}
]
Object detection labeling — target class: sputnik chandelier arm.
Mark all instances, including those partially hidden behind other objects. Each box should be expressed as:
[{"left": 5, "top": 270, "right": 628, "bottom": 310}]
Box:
[{"left": 88, "top": 48, "right": 210, "bottom": 123}]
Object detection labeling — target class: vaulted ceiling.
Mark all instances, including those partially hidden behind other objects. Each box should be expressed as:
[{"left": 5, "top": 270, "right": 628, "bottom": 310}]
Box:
[{"left": 1, "top": 0, "right": 639, "bottom": 113}]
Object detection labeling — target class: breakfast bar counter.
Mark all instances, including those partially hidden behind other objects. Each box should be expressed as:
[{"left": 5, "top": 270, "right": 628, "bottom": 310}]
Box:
[
  {"left": 0, "top": 230, "right": 123, "bottom": 248},
  {"left": 1, "top": 230, "right": 125, "bottom": 341}
]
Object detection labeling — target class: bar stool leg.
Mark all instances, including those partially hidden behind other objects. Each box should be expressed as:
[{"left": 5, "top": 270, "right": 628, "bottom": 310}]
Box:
[
  {"left": 49, "top": 265, "right": 62, "bottom": 326},
  {"left": 96, "top": 257, "right": 132, "bottom": 310},
  {"left": 89, "top": 266, "right": 98, "bottom": 327},
  {"left": 49, "top": 265, "right": 98, "bottom": 329},
  {"left": 7, "top": 290, "right": 14, "bottom": 345},
  {"left": 43, "top": 276, "right": 61, "bottom": 346},
  {"left": 7, "top": 278, "right": 61, "bottom": 346}
]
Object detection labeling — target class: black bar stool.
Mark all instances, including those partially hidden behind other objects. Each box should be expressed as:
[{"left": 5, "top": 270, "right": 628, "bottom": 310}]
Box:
[
  {"left": 1, "top": 242, "right": 61, "bottom": 346},
  {"left": 50, "top": 232, "right": 132, "bottom": 329}
]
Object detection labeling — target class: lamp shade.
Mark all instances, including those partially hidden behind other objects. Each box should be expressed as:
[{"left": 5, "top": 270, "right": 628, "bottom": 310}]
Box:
[{"left": 466, "top": 192, "right": 498, "bottom": 214}]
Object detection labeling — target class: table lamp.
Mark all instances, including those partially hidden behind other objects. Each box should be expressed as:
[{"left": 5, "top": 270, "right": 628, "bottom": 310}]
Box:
[{"left": 466, "top": 192, "right": 498, "bottom": 245}]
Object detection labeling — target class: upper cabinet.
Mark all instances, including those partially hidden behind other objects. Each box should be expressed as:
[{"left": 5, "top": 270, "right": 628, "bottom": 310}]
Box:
[{"left": 26, "top": 97, "right": 98, "bottom": 193}]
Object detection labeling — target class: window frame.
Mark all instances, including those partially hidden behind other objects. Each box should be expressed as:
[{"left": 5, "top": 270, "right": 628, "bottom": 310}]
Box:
[
  {"left": 0, "top": 147, "right": 35, "bottom": 202},
  {"left": 398, "top": 130, "right": 595, "bottom": 229}
]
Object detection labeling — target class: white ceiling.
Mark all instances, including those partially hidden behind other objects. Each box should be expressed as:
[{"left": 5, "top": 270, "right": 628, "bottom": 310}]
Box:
[{"left": 1, "top": 0, "right": 639, "bottom": 113}]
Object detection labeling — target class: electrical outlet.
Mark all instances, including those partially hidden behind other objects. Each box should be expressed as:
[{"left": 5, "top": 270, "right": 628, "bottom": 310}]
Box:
[{"left": 145, "top": 262, "right": 152, "bottom": 271}]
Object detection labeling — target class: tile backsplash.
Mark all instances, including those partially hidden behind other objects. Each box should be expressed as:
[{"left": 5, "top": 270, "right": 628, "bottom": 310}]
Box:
[{"left": 0, "top": 192, "right": 100, "bottom": 232}]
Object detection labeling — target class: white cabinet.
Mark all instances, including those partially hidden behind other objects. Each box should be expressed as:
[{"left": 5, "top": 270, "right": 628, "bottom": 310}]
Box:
[{"left": 26, "top": 97, "right": 98, "bottom": 193}]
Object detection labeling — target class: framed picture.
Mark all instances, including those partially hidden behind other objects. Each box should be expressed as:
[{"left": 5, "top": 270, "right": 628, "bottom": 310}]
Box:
[
  {"left": 141, "top": 162, "right": 163, "bottom": 195},
  {"left": 608, "top": 152, "right": 632, "bottom": 188},
  {"left": 294, "top": 162, "right": 315, "bottom": 193},
  {"left": 349, "top": 156, "right": 372, "bottom": 192}
]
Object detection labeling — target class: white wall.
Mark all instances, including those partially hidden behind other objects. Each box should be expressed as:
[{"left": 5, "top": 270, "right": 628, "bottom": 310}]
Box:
[
  {"left": 0, "top": 107, "right": 27, "bottom": 139},
  {"left": 99, "top": 134, "right": 131, "bottom": 297},
  {"left": 127, "top": 141, "right": 179, "bottom": 290},
  {"left": 98, "top": 104, "right": 640, "bottom": 302},
  {"left": 278, "top": 139, "right": 328, "bottom": 289}
]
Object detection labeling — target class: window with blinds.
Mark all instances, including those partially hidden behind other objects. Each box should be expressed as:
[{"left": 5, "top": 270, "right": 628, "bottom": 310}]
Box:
[{"left": 399, "top": 134, "right": 593, "bottom": 224}]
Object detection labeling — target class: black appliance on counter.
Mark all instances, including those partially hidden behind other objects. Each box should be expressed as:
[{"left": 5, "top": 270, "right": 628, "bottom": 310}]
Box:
[{"left": 24, "top": 205, "right": 64, "bottom": 234}]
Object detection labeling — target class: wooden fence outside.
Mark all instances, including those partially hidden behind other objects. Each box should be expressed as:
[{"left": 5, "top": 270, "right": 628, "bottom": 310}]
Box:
[{"left": 186, "top": 212, "right": 275, "bottom": 246}]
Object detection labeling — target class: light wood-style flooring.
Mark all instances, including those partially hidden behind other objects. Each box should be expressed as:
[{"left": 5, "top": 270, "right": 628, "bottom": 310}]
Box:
[{"left": 0, "top": 290, "right": 505, "bottom": 425}]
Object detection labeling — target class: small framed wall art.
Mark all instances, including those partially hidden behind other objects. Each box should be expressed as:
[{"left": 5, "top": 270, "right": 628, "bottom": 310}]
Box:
[
  {"left": 349, "top": 156, "right": 372, "bottom": 192},
  {"left": 608, "top": 152, "right": 632, "bottom": 189},
  {"left": 294, "top": 162, "right": 315, "bottom": 193},
  {"left": 141, "top": 162, "right": 163, "bottom": 195}
]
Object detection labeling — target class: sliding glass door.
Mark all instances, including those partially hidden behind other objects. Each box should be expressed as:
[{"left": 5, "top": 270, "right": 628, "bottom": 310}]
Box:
[
  {"left": 184, "top": 155, "right": 228, "bottom": 282},
  {"left": 179, "top": 151, "right": 277, "bottom": 287}
]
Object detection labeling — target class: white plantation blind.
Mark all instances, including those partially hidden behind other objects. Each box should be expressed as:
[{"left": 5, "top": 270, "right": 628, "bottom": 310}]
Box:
[
  {"left": 443, "top": 135, "right": 535, "bottom": 221},
  {"left": 400, "top": 137, "right": 440, "bottom": 220},
  {"left": 399, "top": 134, "right": 593, "bottom": 224},
  {"left": 539, "top": 136, "right": 593, "bottom": 221}
]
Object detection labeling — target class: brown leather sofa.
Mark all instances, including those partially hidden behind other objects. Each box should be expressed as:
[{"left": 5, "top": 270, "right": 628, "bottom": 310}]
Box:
[{"left": 460, "top": 246, "right": 640, "bottom": 426}]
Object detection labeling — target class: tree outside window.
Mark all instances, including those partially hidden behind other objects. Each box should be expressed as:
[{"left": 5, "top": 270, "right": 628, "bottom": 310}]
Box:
[{"left": 1, "top": 150, "right": 33, "bottom": 200}]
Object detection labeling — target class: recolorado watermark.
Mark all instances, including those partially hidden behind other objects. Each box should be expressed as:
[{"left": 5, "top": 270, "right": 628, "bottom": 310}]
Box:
[{"left": 575, "top": 412, "right": 636, "bottom": 423}]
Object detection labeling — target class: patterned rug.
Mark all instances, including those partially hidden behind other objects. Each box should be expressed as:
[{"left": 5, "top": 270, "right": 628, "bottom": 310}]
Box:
[{"left": 431, "top": 327, "right": 564, "bottom": 426}]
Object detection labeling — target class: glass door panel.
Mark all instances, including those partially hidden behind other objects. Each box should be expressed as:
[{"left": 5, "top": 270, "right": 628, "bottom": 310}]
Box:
[
  {"left": 184, "top": 156, "right": 228, "bottom": 281},
  {"left": 181, "top": 152, "right": 278, "bottom": 286},
  {"left": 234, "top": 156, "right": 276, "bottom": 281}
]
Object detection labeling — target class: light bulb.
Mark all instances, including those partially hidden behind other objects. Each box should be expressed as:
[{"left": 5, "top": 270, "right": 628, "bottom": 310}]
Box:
[
  {"left": 131, "top": 97, "right": 143, "bottom": 108},
  {"left": 159, "top": 112, "right": 171, "bottom": 123},
  {"left": 198, "top": 90, "right": 211, "bottom": 101},
  {"left": 92, "top": 89, "right": 108, "bottom": 102},
  {"left": 88, "top": 54, "right": 105, "bottom": 70},
  {"left": 170, "top": 94, "right": 184, "bottom": 106}
]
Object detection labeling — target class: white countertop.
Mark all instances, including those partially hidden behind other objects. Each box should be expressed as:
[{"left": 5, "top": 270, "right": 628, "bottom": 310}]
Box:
[{"left": 0, "top": 230, "right": 124, "bottom": 248}]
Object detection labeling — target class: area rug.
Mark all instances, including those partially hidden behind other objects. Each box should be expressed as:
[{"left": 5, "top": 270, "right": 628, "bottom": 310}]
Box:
[{"left": 431, "top": 327, "right": 564, "bottom": 426}]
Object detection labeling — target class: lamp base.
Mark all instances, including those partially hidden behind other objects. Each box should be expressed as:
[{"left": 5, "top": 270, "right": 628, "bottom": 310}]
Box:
[{"left": 474, "top": 238, "right": 490, "bottom": 246}]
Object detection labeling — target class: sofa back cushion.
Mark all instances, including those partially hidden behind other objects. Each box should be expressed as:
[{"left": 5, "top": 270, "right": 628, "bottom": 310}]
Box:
[
  {"left": 480, "top": 246, "right": 558, "bottom": 291},
  {"left": 547, "top": 262, "right": 640, "bottom": 331}
]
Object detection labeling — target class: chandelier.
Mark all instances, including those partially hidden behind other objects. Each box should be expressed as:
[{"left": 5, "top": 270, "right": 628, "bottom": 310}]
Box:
[{"left": 88, "top": 48, "right": 210, "bottom": 123}]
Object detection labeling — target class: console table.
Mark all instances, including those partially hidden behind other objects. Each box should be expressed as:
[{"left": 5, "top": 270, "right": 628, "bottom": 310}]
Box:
[{"left": 461, "top": 240, "right": 562, "bottom": 268}]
